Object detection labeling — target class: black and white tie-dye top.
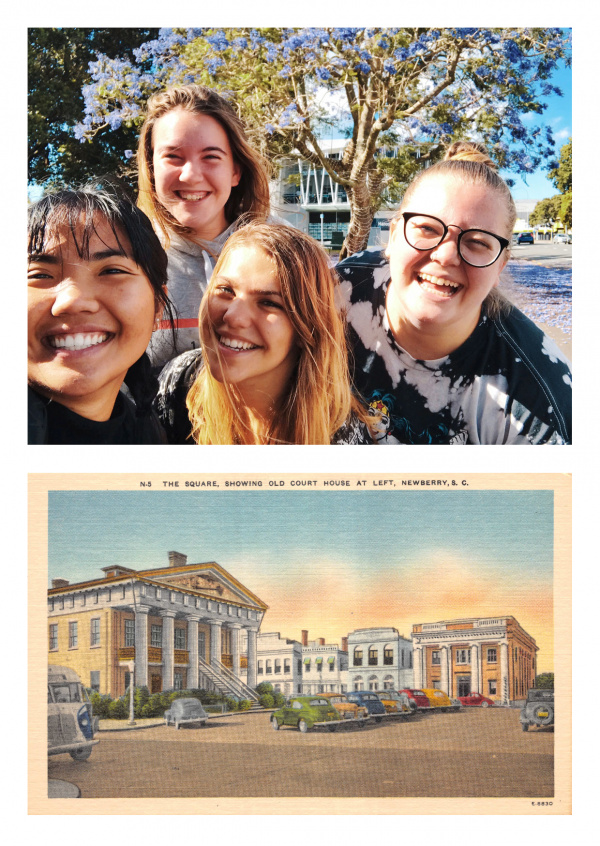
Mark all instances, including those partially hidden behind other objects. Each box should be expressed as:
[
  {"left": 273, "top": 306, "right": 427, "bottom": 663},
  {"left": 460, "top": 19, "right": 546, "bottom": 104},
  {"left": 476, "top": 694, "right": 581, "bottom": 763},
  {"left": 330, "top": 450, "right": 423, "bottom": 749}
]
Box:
[{"left": 336, "top": 249, "right": 572, "bottom": 445}]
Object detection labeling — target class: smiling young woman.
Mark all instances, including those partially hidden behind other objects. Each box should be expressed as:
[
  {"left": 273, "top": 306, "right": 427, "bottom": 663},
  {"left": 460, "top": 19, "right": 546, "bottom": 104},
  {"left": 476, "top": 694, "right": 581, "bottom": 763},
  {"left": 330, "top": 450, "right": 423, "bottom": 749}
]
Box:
[
  {"left": 154, "top": 223, "right": 371, "bottom": 445},
  {"left": 136, "top": 85, "right": 271, "bottom": 369},
  {"left": 336, "top": 141, "right": 572, "bottom": 445},
  {"left": 27, "top": 187, "right": 174, "bottom": 444}
]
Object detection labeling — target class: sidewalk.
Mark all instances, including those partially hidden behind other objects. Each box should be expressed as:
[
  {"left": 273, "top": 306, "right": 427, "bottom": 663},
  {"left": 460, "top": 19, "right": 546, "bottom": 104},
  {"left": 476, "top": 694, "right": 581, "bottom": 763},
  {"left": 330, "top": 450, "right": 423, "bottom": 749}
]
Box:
[{"left": 98, "top": 708, "right": 268, "bottom": 732}]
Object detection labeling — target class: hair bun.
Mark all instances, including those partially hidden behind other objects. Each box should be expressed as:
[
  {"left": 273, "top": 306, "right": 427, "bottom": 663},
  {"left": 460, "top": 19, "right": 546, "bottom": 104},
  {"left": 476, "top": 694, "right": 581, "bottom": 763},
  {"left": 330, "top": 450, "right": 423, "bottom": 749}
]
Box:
[{"left": 443, "top": 141, "right": 497, "bottom": 171}]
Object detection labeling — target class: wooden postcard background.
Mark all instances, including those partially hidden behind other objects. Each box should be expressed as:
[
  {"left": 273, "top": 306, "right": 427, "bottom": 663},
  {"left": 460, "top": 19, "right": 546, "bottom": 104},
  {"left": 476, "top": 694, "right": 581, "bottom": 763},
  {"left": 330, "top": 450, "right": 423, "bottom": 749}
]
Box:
[{"left": 29, "top": 473, "right": 571, "bottom": 815}]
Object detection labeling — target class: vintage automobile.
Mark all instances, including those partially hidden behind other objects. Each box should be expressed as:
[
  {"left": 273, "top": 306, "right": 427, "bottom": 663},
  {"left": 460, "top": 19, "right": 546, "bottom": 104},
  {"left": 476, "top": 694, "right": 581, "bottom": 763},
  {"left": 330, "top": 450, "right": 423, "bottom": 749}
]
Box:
[
  {"left": 421, "top": 688, "right": 462, "bottom": 712},
  {"left": 164, "top": 697, "right": 209, "bottom": 729},
  {"left": 346, "top": 691, "right": 387, "bottom": 722},
  {"left": 48, "top": 665, "right": 99, "bottom": 761},
  {"left": 377, "top": 690, "right": 415, "bottom": 717},
  {"left": 320, "top": 692, "right": 369, "bottom": 726},
  {"left": 271, "top": 695, "right": 343, "bottom": 733},
  {"left": 399, "top": 688, "right": 432, "bottom": 711},
  {"left": 458, "top": 692, "right": 495, "bottom": 708},
  {"left": 520, "top": 689, "right": 554, "bottom": 732}
]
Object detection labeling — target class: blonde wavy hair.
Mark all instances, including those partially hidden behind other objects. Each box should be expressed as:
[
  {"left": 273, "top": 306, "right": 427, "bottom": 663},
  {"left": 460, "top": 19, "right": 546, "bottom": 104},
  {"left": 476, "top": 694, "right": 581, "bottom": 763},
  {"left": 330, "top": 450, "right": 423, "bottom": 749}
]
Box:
[
  {"left": 397, "top": 140, "right": 515, "bottom": 318},
  {"left": 186, "top": 223, "right": 365, "bottom": 444},
  {"left": 137, "top": 85, "right": 270, "bottom": 247}
]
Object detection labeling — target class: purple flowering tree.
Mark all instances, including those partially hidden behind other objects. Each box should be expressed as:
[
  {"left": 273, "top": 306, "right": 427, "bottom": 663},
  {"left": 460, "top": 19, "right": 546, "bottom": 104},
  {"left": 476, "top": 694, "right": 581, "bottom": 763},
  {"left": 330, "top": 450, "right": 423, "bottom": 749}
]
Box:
[{"left": 75, "top": 27, "right": 570, "bottom": 258}]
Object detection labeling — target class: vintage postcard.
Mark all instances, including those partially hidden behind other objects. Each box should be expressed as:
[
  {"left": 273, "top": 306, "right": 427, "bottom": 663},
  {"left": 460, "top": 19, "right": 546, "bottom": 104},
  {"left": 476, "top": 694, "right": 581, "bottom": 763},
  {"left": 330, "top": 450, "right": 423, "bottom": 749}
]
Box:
[{"left": 29, "top": 472, "right": 570, "bottom": 815}]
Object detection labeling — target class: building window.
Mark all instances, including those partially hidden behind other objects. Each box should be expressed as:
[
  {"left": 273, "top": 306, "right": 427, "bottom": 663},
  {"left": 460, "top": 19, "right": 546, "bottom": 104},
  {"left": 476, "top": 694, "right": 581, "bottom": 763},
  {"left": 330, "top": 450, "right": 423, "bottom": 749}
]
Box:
[
  {"left": 384, "top": 646, "right": 393, "bottom": 665},
  {"left": 368, "top": 647, "right": 378, "bottom": 666},
  {"left": 90, "top": 671, "right": 100, "bottom": 692},
  {"left": 174, "top": 628, "right": 186, "bottom": 650},
  {"left": 151, "top": 625, "right": 162, "bottom": 648},
  {"left": 284, "top": 659, "right": 291, "bottom": 674},
  {"left": 354, "top": 677, "right": 364, "bottom": 691},
  {"left": 90, "top": 618, "right": 100, "bottom": 647},
  {"left": 198, "top": 631, "right": 206, "bottom": 658},
  {"left": 49, "top": 624, "right": 58, "bottom": 651},
  {"left": 369, "top": 677, "right": 379, "bottom": 691},
  {"left": 266, "top": 660, "right": 272, "bottom": 674},
  {"left": 124, "top": 619, "right": 135, "bottom": 647},
  {"left": 174, "top": 672, "right": 183, "bottom": 690},
  {"left": 274, "top": 660, "right": 281, "bottom": 674},
  {"left": 456, "top": 648, "right": 471, "bottom": 664},
  {"left": 298, "top": 659, "right": 302, "bottom": 675},
  {"left": 383, "top": 676, "right": 394, "bottom": 690},
  {"left": 329, "top": 659, "right": 335, "bottom": 672},
  {"left": 257, "top": 660, "right": 263, "bottom": 675},
  {"left": 487, "top": 648, "right": 497, "bottom": 663},
  {"left": 68, "top": 621, "right": 78, "bottom": 649},
  {"left": 353, "top": 648, "right": 363, "bottom": 667},
  {"left": 488, "top": 679, "right": 497, "bottom": 695},
  {"left": 432, "top": 650, "right": 441, "bottom": 665}
]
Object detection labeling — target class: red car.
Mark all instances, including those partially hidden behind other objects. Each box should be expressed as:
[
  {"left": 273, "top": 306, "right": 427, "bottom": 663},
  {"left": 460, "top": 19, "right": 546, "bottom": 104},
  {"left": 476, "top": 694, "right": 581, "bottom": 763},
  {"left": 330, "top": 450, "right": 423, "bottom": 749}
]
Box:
[
  {"left": 458, "top": 692, "right": 494, "bottom": 708},
  {"left": 399, "top": 689, "right": 431, "bottom": 710}
]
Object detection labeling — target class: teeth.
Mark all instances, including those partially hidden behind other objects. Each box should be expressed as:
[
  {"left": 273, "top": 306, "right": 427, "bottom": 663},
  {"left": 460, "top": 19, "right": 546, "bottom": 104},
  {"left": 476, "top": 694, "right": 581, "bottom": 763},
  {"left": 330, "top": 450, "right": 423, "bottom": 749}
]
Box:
[
  {"left": 48, "top": 333, "right": 109, "bottom": 351},
  {"left": 179, "top": 192, "right": 209, "bottom": 201},
  {"left": 419, "top": 273, "right": 460, "bottom": 289},
  {"left": 219, "top": 336, "right": 258, "bottom": 351}
]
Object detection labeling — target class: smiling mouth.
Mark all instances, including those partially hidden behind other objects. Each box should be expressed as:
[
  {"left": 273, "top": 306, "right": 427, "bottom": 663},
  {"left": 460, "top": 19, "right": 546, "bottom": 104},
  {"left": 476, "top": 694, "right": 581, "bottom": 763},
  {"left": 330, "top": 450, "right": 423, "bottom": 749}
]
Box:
[
  {"left": 417, "top": 272, "right": 463, "bottom": 297},
  {"left": 218, "top": 335, "right": 261, "bottom": 352},
  {"left": 177, "top": 191, "right": 210, "bottom": 201},
  {"left": 46, "top": 332, "right": 112, "bottom": 352}
]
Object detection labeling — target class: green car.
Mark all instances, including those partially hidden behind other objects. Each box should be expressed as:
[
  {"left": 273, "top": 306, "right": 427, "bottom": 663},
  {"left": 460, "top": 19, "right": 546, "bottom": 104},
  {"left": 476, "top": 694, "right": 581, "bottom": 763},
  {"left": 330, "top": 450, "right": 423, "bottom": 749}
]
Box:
[{"left": 271, "top": 695, "right": 343, "bottom": 733}]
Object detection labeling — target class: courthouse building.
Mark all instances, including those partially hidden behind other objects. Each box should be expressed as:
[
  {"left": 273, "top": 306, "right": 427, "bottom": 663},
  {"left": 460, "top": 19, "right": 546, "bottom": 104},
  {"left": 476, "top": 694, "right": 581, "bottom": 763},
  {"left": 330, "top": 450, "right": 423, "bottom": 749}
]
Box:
[
  {"left": 411, "top": 616, "right": 538, "bottom": 705},
  {"left": 47, "top": 551, "right": 267, "bottom": 700}
]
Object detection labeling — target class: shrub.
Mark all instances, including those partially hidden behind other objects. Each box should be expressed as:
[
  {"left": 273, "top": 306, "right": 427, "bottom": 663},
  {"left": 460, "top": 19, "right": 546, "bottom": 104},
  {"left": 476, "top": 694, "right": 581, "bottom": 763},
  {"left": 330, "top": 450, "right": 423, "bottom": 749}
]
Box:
[
  {"left": 255, "top": 681, "right": 274, "bottom": 696},
  {"left": 108, "top": 698, "right": 129, "bottom": 719},
  {"left": 272, "top": 692, "right": 286, "bottom": 707},
  {"left": 259, "top": 693, "right": 274, "bottom": 709},
  {"left": 239, "top": 699, "right": 252, "bottom": 711}
]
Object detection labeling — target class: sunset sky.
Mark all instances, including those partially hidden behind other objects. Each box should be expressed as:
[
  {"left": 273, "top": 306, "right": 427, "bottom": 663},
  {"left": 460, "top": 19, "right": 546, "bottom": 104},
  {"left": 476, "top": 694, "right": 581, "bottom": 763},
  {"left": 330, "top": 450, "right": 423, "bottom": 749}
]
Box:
[{"left": 48, "top": 488, "right": 555, "bottom": 672}]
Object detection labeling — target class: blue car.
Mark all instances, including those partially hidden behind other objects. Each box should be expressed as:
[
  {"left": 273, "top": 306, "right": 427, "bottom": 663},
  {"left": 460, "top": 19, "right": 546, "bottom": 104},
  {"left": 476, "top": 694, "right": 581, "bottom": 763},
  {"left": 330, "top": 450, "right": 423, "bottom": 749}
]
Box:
[
  {"left": 517, "top": 232, "right": 534, "bottom": 244},
  {"left": 346, "top": 691, "right": 387, "bottom": 723}
]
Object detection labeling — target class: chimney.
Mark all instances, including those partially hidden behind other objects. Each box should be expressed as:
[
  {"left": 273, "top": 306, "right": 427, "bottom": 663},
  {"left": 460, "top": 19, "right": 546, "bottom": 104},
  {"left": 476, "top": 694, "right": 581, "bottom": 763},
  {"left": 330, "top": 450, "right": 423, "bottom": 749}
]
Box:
[
  {"left": 168, "top": 551, "right": 188, "bottom": 568},
  {"left": 318, "top": 637, "right": 325, "bottom": 646},
  {"left": 51, "top": 578, "right": 69, "bottom": 589},
  {"left": 341, "top": 637, "right": 348, "bottom": 652},
  {"left": 301, "top": 629, "right": 308, "bottom": 646}
]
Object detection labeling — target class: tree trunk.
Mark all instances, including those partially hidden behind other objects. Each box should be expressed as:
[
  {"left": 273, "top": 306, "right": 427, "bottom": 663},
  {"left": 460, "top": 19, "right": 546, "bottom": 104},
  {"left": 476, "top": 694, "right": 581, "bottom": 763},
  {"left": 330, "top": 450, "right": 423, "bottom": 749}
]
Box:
[{"left": 337, "top": 174, "right": 379, "bottom": 262}]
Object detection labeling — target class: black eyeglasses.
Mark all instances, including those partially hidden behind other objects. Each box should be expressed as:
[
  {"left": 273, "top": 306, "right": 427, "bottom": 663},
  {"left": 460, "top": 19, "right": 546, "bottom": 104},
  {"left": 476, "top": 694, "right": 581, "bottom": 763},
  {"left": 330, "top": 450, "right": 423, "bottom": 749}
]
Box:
[{"left": 402, "top": 212, "right": 509, "bottom": 268}]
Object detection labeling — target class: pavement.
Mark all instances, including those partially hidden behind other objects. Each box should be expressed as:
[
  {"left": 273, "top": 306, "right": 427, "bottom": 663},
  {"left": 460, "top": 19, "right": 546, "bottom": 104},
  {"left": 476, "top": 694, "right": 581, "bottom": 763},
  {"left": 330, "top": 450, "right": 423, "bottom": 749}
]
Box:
[{"left": 98, "top": 709, "right": 268, "bottom": 731}]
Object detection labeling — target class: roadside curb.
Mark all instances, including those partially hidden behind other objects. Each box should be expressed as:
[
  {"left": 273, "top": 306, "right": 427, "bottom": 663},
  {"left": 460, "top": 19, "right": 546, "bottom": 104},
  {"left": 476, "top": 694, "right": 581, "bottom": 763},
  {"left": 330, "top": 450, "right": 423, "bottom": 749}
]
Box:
[{"left": 98, "top": 709, "right": 269, "bottom": 732}]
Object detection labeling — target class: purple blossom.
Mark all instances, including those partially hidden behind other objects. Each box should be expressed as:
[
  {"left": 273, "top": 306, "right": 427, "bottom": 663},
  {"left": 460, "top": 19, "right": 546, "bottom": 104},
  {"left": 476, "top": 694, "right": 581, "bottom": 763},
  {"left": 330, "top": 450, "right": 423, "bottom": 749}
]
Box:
[
  {"left": 355, "top": 61, "right": 371, "bottom": 74},
  {"left": 206, "top": 31, "right": 229, "bottom": 52},
  {"left": 316, "top": 67, "right": 332, "bottom": 81}
]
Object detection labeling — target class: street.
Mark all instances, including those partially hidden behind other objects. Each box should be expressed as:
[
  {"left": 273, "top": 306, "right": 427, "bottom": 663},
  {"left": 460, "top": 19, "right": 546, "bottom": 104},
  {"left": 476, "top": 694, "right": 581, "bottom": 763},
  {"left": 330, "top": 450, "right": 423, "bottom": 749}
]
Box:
[
  {"left": 47, "top": 707, "right": 553, "bottom": 799},
  {"left": 510, "top": 241, "right": 572, "bottom": 266}
]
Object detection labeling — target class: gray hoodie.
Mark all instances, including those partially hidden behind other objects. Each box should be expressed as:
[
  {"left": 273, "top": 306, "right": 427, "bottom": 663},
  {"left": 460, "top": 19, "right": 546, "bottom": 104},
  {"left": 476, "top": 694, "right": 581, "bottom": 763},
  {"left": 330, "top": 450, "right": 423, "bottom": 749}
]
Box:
[{"left": 147, "top": 223, "right": 237, "bottom": 369}]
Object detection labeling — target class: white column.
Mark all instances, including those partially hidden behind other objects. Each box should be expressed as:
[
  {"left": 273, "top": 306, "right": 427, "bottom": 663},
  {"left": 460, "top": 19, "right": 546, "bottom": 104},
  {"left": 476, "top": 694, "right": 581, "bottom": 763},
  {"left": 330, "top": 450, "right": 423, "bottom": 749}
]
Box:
[
  {"left": 413, "top": 646, "right": 423, "bottom": 688},
  {"left": 134, "top": 606, "right": 150, "bottom": 688},
  {"left": 440, "top": 646, "right": 449, "bottom": 694},
  {"left": 500, "top": 641, "right": 510, "bottom": 704},
  {"left": 161, "top": 611, "right": 176, "bottom": 690},
  {"left": 230, "top": 625, "right": 241, "bottom": 678},
  {"left": 246, "top": 628, "right": 258, "bottom": 689},
  {"left": 210, "top": 621, "right": 222, "bottom": 665},
  {"left": 187, "top": 617, "right": 200, "bottom": 689},
  {"left": 470, "top": 643, "right": 481, "bottom": 694}
]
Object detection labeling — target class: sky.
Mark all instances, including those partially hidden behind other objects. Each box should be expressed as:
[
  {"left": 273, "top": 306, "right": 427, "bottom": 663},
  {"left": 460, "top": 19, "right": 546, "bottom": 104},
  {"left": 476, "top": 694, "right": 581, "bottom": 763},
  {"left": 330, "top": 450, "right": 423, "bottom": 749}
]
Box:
[{"left": 48, "top": 488, "right": 555, "bottom": 671}]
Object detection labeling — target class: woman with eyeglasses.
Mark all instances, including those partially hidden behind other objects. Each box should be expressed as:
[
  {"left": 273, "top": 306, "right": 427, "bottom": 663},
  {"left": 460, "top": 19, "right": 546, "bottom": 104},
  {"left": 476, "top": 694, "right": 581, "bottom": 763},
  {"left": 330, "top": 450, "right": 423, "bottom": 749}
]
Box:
[{"left": 336, "top": 141, "right": 572, "bottom": 444}]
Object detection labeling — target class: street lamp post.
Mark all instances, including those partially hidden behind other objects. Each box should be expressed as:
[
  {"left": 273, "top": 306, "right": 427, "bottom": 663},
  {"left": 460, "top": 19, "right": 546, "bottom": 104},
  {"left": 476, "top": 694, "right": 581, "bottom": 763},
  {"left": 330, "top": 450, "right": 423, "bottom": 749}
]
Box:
[{"left": 128, "top": 660, "right": 136, "bottom": 725}]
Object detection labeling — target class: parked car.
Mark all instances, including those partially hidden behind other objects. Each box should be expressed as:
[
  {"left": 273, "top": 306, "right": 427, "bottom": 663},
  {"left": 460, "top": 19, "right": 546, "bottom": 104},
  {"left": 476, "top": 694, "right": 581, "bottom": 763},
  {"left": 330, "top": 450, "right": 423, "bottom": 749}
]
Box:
[
  {"left": 48, "top": 665, "right": 99, "bottom": 761},
  {"left": 271, "top": 695, "right": 343, "bottom": 733},
  {"left": 164, "top": 697, "right": 209, "bottom": 729},
  {"left": 458, "top": 692, "right": 495, "bottom": 708},
  {"left": 422, "top": 688, "right": 462, "bottom": 712},
  {"left": 320, "top": 692, "right": 368, "bottom": 725},
  {"left": 346, "top": 691, "right": 387, "bottom": 722},
  {"left": 517, "top": 232, "right": 534, "bottom": 244},
  {"left": 553, "top": 233, "right": 571, "bottom": 244},
  {"left": 520, "top": 689, "right": 554, "bottom": 732},
  {"left": 399, "top": 689, "right": 432, "bottom": 711},
  {"left": 377, "top": 690, "right": 415, "bottom": 717}
]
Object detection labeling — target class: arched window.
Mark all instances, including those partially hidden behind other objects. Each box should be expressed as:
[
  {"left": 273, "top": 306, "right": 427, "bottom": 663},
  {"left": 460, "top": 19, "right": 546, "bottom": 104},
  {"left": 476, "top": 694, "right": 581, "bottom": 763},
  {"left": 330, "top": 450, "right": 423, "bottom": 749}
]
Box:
[
  {"left": 383, "top": 644, "right": 393, "bottom": 665},
  {"left": 353, "top": 647, "right": 363, "bottom": 667},
  {"left": 368, "top": 646, "right": 378, "bottom": 666},
  {"left": 383, "top": 675, "right": 394, "bottom": 690},
  {"left": 368, "top": 675, "right": 378, "bottom": 691},
  {"left": 354, "top": 675, "right": 364, "bottom": 691}
]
